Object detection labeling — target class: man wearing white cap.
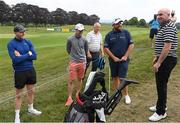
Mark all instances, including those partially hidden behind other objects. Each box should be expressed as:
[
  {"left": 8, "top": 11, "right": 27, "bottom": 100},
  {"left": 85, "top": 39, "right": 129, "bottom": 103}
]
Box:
[
  {"left": 65, "top": 23, "right": 91, "bottom": 106},
  {"left": 104, "top": 18, "right": 134, "bottom": 104}
]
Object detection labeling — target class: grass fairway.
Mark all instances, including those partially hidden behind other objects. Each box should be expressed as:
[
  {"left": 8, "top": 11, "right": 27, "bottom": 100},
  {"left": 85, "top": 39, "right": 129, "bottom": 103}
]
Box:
[{"left": 0, "top": 25, "right": 180, "bottom": 122}]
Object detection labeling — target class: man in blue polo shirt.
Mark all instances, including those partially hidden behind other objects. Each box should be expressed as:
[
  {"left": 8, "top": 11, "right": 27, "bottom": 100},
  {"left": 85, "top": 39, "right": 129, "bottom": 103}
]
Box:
[
  {"left": 104, "top": 18, "right": 134, "bottom": 104},
  {"left": 149, "top": 14, "right": 160, "bottom": 48},
  {"left": 7, "top": 25, "right": 41, "bottom": 123}
]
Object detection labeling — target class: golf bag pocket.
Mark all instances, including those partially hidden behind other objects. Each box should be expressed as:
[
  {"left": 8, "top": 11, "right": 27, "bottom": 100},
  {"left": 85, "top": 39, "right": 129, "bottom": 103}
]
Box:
[{"left": 64, "top": 103, "right": 89, "bottom": 122}]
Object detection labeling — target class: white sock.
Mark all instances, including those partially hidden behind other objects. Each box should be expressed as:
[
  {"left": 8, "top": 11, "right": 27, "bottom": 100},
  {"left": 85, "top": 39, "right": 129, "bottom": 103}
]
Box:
[
  {"left": 28, "top": 103, "right": 33, "bottom": 110},
  {"left": 15, "top": 109, "right": 20, "bottom": 119}
]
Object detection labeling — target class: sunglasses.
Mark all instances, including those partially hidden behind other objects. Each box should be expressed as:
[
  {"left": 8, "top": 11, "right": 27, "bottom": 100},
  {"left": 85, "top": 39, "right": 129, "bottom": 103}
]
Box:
[{"left": 157, "top": 13, "right": 163, "bottom": 16}]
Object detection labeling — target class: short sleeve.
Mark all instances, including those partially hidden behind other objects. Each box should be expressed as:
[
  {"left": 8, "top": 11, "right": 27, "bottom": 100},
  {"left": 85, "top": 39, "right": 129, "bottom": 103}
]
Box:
[
  {"left": 163, "top": 26, "right": 176, "bottom": 43},
  {"left": 104, "top": 33, "right": 110, "bottom": 48},
  {"left": 125, "top": 30, "right": 133, "bottom": 45}
]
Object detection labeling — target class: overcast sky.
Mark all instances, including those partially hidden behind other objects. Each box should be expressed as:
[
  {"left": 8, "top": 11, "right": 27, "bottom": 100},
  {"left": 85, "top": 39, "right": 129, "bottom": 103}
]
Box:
[{"left": 4, "top": 0, "right": 180, "bottom": 23}]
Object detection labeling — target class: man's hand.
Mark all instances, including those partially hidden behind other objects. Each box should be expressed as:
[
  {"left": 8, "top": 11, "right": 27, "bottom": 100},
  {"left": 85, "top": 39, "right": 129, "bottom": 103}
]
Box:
[
  {"left": 87, "top": 51, "right": 92, "bottom": 59},
  {"left": 14, "top": 50, "right": 21, "bottom": 56},
  {"left": 87, "top": 53, "right": 92, "bottom": 59},
  {"left": 120, "top": 56, "right": 128, "bottom": 62},
  {"left": 28, "top": 51, "right": 32, "bottom": 56},
  {"left": 153, "top": 57, "right": 157, "bottom": 65},
  {"left": 113, "top": 56, "right": 121, "bottom": 62},
  {"left": 153, "top": 62, "right": 161, "bottom": 72}
]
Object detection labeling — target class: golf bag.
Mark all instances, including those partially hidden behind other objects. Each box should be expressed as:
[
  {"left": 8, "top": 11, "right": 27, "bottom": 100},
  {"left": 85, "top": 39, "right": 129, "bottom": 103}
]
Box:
[
  {"left": 64, "top": 72, "right": 108, "bottom": 122},
  {"left": 64, "top": 71, "right": 138, "bottom": 122}
]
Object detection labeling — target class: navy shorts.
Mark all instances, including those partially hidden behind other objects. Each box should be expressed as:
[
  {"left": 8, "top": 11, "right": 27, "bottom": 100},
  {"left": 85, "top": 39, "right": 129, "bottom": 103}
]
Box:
[
  {"left": 149, "top": 28, "right": 158, "bottom": 39},
  {"left": 109, "top": 59, "right": 129, "bottom": 78},
  {"left": 14, "top": 68, "right": 36, "bottom": 89}
]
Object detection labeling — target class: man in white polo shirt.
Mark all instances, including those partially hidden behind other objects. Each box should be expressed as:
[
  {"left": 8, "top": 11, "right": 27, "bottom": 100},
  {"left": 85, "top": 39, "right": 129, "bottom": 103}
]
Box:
[{"left": 85, "top": 22, "right": 104, "bottom": 72}]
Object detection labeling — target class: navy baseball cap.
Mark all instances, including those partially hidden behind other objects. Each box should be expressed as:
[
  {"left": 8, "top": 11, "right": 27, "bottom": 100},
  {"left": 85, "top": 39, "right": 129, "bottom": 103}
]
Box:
[{"left": 14, "top": 25, "right": 26, "bottom": 32}]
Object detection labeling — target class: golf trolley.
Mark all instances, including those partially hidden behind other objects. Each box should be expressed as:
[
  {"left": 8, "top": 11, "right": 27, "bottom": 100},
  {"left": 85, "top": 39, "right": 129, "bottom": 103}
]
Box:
[{"left": 64, "top": 71, "right": 138, "bottom": 122}]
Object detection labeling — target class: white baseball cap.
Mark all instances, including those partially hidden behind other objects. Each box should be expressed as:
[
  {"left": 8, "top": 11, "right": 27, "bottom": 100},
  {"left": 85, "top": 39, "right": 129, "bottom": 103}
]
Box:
[
  {"left": 75, "top": 23, "right": 85, "bottom": 31},
  {"left": 113, "top": 18, "right": 123, "bottom": 25}
]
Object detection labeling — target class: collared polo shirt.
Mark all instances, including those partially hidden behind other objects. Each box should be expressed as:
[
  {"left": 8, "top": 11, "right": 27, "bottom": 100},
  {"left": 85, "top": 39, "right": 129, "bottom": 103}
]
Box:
[
  {"left": 104, "top": 29, "right": 133, "bottom": 58},
  {"left": 66, "top": 35, "right": 88, "bottom": 62},
  {"left": 155, "top": 21, "right": 178, "bottom": 57},
  {"left": 86, "top": 30, "right": 102, "bottom": 52}
]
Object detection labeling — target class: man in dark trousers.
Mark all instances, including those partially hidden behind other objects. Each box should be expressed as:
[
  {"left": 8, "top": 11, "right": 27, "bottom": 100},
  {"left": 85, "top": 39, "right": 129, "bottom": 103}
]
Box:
[
  {"left": 149, "top": 14, "right": 160, "bottom": 48},
  {"left": 7, "top": 25, "right": 41, "bottom": 123},
  {"left": 104, "top": 18, "right": 134, "bottom": 105},
  {"left": 149, "top": 8, "right": 178, "bottom": 122},
  {"left": 85, "top": 22, "right": 104, "bottom": 72}
]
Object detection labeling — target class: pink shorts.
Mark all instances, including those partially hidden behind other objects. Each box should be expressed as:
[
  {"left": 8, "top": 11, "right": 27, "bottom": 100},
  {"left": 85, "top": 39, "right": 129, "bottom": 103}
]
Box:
[{"left": 69, "top": 61, "right": 86, "bottom": 81}]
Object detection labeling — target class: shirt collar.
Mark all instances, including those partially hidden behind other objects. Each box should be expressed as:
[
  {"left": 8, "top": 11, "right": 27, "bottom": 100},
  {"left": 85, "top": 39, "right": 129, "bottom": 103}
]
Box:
[
  {"left": 160, "top": 19, "right": 171, "bottom": 27},
  {"left": 93, "top": 30, "right": 99, "bottom": 35},
  {"left": 113, "top": 29, "right": 122, "bottom": 33},
  {"left": 14, "top": 37, "right": 23, "bottom": 42},
  {"left": 74, "top": 35, "right": 82, "bottom": 39}
]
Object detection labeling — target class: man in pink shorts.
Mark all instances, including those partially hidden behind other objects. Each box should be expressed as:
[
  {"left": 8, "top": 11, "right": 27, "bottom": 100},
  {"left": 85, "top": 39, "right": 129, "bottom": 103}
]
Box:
[{"left": 65, "top": 23, "right": 91, "bottom": 106}]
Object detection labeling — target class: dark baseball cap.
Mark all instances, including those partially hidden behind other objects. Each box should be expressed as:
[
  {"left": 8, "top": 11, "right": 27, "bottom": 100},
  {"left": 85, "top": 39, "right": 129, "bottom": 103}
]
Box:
[{"left": 14, "top": 25, "right": 26, "bottom": 32}]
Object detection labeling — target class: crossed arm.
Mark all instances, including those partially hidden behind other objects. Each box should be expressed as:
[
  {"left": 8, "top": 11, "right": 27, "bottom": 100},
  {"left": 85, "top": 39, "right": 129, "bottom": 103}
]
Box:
[{"left": 7, "top": 43, "right": 37, "bottom": 64}]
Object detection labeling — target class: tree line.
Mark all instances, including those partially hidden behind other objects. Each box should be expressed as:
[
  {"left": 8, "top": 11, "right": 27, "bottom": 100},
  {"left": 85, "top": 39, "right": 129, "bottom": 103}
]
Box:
[
  {"left": 0, "top": 0, "right": 151, "bottom": 27},
  {"left": 0, "top": 0, "right": 100, "bottom": 26},
  {"left": 123, "top": 17, "right": 147, "bottom": 27}
]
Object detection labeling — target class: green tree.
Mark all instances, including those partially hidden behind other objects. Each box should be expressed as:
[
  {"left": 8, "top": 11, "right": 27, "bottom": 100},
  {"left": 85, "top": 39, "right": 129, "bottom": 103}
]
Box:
[
  {"left": 138, "top": 19, "right": 147, "bottom": 27},
  {"left": 0, "top": 0, "right": 11, "bottom": 24},
  {"left": 128, "top": 17, "right": 138, "bottom": 25},
  {"left": 123, "top": 19, "right": 129, "bottom": 25}
]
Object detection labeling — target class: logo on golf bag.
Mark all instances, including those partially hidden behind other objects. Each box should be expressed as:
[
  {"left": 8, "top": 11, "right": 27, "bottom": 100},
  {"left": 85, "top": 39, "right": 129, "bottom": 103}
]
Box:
[{"left": 92, "top": 91, "right": 107, "bottom": 104}]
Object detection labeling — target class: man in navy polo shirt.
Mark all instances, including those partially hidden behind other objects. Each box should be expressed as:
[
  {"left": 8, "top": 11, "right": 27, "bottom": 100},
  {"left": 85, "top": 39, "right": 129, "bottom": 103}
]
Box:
[
  {"left": 7, "top": 25, "right": 41, "bottom": 123},
  {"left": 104, "top": 18, "right": 134, "bottom": 104}
]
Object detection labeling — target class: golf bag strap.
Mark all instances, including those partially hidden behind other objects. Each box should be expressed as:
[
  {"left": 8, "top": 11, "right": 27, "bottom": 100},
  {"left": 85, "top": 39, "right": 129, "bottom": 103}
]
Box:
[{"left": 76, "top": 94, "right": 84, "bottom": 106}]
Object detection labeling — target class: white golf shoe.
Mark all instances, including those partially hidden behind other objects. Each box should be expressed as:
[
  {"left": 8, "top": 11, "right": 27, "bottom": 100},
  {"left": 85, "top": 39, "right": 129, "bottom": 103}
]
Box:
[
  {"left": 125, "top": 95, "right": 131, "bottom": 104},
  {"left": 28, "top": 108, "right": 42, "bottom": 115},
  {"left": 149, "top": 112, "right": 167, "bottom": 122}
]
